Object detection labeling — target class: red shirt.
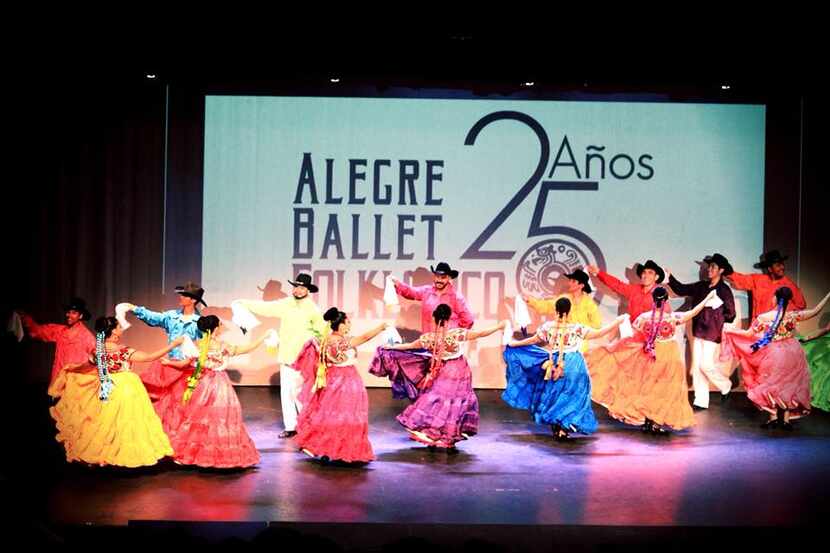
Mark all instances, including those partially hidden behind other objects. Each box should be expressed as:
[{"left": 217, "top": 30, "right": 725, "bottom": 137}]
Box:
[
  {"left": 22, "top": 315, "right": 95, "bottom": 396},
  {"left": 728, "top": 272, "right": 807, "bottom": 318},
  {"left": 595, "top": 271, "right": 657, "bottom": 320}
]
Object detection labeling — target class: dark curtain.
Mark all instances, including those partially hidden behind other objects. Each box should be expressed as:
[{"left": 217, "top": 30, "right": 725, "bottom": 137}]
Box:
[{"left": 7, "top": 77, "right": 168, "bottom": 385}]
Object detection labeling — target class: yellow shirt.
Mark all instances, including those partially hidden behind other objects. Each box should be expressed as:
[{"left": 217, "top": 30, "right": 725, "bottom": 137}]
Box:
[
  {"left": 239, "top": 297, "right": 326, "bottom": 364},
  {"left": 527, "top": 293, "right": 602, "bottom": 352}
]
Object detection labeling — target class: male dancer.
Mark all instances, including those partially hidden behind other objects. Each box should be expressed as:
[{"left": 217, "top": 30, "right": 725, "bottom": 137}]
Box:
[
  {"left": 727, "top": 250, "right": 806, "bottom": 318},
  {"left": 667, "top": 253, "right": 736, "bottom": 409},
  {"left": 236, "top": 273, "right": 326, "bottom": 438},
  {"left": 391, "top": 262, "right": 474, "bottom": 332},
  {"left": 586, "top": 260, "right": 665, "bottom": 320},
  {"left": 20, "top": 297, "right": 95, "bottom": 397}
]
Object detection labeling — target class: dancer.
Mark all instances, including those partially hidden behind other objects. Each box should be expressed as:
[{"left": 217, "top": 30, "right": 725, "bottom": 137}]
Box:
[
  {"left": 722, "top": 288, "right": 829, "bottom": 429},
  {"left": 726, "top": 250, "right": 806, "bottom": 319},
  {"left": 801, "top": 323, "right": 830, "bottom": 411},
  {"left": 19, "top": 297, "right": 95, "bottom": 398},
  {"left": 666, "top": 253, "right": 736, "bottom": 409},
  {"left": 390, "top": 262, "right": 474, "bottom": 332},
  {"left": 128, "top": 282, "right": 206, "bottom": 358},
  {"left": 524, "top": 268, "right": 601, "bottom": 352},
  {"left": 504, "top": 297, "right": 627, "bottom": 440},
  {"left": 124, "top": 282, "right": 206, "bottom": 401},
  {"left": 586, "top": 287, "right": 717, "bottom": 433},
  {"left": 154, "top": 315, "right": 270, "bottom": 468},
  {"left": 586, "top": 260, "right": 665, "bottom": 320},
  {"left": 373, "top": 304, "right": 503, "bottom": 449},
  {"left": 51, "top": 317, "right": 179, "bottom": 467},
  {"left": 235, "top": 273, "right": 326, "bottom": 438},
  {"left": 291, "top": 308, "right": 389, "bottom": 463}
]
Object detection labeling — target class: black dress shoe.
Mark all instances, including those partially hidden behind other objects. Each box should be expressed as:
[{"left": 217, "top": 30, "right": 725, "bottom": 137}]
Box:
[
  {"left": 720, "top": 393, "right": 730, "bottom": 404},
  {"left": 781, "top": 422, "right": 794, "bottom": 431},
  {"left": 279, "top": 430, "right": 297, "bottom": 438},
  {"left": 760, "top": 418, "right": 778, "bottom": 429},
  {"left": 693, "top": 405, "right": 707, "bottom": 412}
]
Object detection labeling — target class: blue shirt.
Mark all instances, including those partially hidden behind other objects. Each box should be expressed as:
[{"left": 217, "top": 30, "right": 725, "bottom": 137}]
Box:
[{"left": 133, "top": 306, "right": 202, "bottom": 359}]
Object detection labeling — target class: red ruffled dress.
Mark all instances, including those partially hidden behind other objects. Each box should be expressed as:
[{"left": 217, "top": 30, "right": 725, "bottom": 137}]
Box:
[
  {"left": 152, "top": 342, "right": 260, "bottom": 468},
  {"left": 293, "top": 335, "right": 374, "bottom": 463}
]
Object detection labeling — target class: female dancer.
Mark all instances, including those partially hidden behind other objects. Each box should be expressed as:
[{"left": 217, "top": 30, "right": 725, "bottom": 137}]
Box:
[
  {"left": 504, "top": 297, "right": 628, "bottom": 440},
  {"left": 722, "top": 288, "right": 829, "bottom": 428},
  {"left": 155, "top": 315, "right": 271, "bottom": 468},
  {"left": 291, "top": 308, "right": 388, "bottom": 463},
  {"left": 372, "top": 304, "right": 504, "bottom": 449},
  {"left": 586, "top": 287, "right": 717, "bottom": 433},
  {"left": 53, "top": 317, "right": 179, "bottom": 467}
]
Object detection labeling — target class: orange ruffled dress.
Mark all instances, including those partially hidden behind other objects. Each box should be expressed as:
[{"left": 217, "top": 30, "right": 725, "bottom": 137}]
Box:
[{"left": 586, "top": 309, "right": 694, "bottom": 430}]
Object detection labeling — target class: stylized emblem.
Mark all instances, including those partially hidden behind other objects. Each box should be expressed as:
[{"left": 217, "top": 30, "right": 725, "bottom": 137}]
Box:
[{"left": 517, "top": 236, "right": 605, "bottom": 302}]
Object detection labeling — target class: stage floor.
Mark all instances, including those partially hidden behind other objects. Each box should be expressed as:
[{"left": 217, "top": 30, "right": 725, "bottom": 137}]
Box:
[{"left": 30, "top": 387, "right": 830, "bottom": 528}]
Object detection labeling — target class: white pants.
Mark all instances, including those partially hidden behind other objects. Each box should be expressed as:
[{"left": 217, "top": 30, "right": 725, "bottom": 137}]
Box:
[
  {"left": 691, "top": 337, "right": 732, "bottom": 408},
  {"left": 280, "top": 363, "right": 305, "bottom": 431}
]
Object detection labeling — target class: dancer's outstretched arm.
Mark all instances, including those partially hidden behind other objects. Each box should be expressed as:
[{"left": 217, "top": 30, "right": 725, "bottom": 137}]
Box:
[
  {"left": 585, "top": 315, "right": 628, "bottom": 340},
  {"left": 391, "top": 277, "right": 426, "bottom": 301},
  {"left": 466, "top": 321, "right": 506, "bottom": 341},
  {"left": 794, "top": 291, "right": 830, "bottom": 321},
  {"left": 350, "top": 323, "right": 388, "bottom": 348},
  {"left": 384, "top": 339, "right": 423, "bottom": 351},
  {"left": 676, "top": 290, "right": 718, "bottom": 324},
  {"left": 131, "top": 336, "right": 185, "bottom": 363},
  {"left": 234, "top": 331, "right": 271, "bottom": 355}
]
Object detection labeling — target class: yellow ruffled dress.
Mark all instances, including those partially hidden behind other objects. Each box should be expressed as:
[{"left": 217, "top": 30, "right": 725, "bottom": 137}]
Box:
[{"left": 50, "top": 346, "right": 173, "bottom": 467}]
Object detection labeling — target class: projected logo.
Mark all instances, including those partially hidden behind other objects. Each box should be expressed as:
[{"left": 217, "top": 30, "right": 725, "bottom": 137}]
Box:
[{"left": 516, "top": 236, "right": 604, "bottom": 301}]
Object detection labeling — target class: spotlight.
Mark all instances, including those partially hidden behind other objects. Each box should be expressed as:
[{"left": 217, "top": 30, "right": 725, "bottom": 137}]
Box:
[
  {"left": 146, "top": 74, "right": 157, "bottom": 80},
  {"left": 330, "top": 77, "right": 341, "bottom": 83},
  {"left": 522, "top": 81, "right": 535, "bottom": 87},
  {"left": 721, "top": 83, "right": 731, "bottom": 90}
]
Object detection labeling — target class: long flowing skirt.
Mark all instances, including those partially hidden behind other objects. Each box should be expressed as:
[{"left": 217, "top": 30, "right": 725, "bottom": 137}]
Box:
[
  {"left": 294, "top": 364, "right": 374, "bottom": 463},
  {"left": 369, "top": 348, "right": 478, "bottom": 448},
  {"left": 585, "top": 339, "right": 695, "bottom": 430},
  {"left": 153, "top": 370, "right": 260, "bottom": 468},
  {"left": 721, "top": 333, "right": 811, "bottom": 418},
  {"left": 50, "top": 371, "right": 173, "bottom": 467},
  {"left": 503, "top": 345, "right": 597, "bottom": 434},
  {"left": 804, "top": 335, "right": 830, "bottom": 411}
]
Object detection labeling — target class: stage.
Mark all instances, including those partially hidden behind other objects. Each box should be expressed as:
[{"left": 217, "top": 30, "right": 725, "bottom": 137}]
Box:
[{"left": 10, "top": 386, "right": 830, "bottom": 549}]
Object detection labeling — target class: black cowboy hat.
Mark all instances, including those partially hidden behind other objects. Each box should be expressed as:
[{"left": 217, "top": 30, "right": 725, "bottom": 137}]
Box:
[
  {"left": 564, "top": 269, "right": 593, "bottom": 294},
  {"left": 430, "top": 262, "right": 459, "bottom": 279},
  {"left": 288, "top": 273, "right": 319, "bottom": 293},
  {"left": 753, "top": 250, "right": 789, "bottom": 269},
  {"left": 703, "top": 253, "right": 734, "bottom": 276},
  {"left": 635, "top": 260, "right": 665, "bottom": 283},
  {"left": 175, "top": 282, "right": 207, "bottom": 307},
  {"left": 63, "top": 297, "right": 92, "bottom": 320}
]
